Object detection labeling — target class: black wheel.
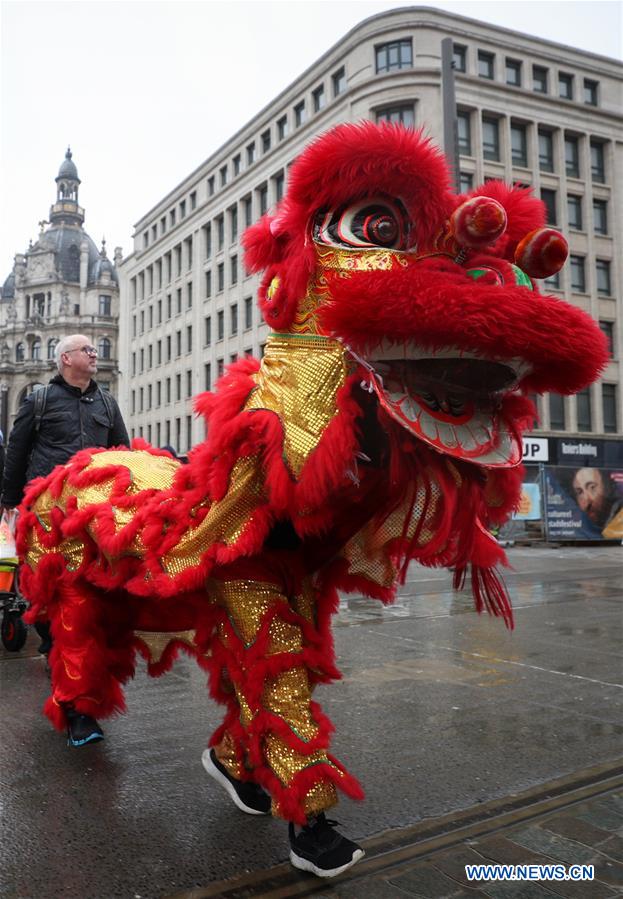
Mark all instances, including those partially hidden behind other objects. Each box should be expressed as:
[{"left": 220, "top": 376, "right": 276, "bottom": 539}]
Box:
[{"left": 1, "top": 610, "right": 28, "bottom": 651}]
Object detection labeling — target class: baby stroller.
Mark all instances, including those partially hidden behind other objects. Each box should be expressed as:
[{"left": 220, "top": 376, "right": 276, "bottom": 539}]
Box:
[{"left": 0, "top": 560, "right": 27, "bottom": 652}]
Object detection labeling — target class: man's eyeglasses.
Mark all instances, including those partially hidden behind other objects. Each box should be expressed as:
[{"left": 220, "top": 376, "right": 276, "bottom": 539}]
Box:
[{"left": 66, "top": 345, "right": 98, "bottom": 357}]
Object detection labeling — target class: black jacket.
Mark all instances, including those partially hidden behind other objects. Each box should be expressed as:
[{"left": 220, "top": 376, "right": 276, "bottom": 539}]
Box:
[{"left": 1, "top": 375, "right": 129, "bottom": 506}]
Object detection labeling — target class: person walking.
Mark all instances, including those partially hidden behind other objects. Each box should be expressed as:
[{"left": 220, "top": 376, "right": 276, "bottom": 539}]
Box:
[{"left": 0, "top": 334, "right": 129, "bottom": 746}]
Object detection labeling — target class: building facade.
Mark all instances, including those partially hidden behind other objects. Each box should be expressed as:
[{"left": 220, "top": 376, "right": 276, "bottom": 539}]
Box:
[
  {"left": 0, "top": 149, "right": 123, "bottom": 438},
  {"left": 119, "top": 6, "right": 622, "bottom": 453}
]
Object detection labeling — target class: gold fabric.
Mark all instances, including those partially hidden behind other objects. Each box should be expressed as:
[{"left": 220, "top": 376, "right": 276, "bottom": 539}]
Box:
[
  {"left": 244, "top": 333, "right": 350, "bottom": 477},
  {"left": 161, "top": 457, "right": 265, "bottom": 575},
  {"left": 315, "top": 245, "right": 410, "bottom": 273},
  {"left": 209, "top": 579, "right": 281, "bottom": 647},
  {"left": 134, "top": 629, "right": 198, "bottom": 665}
]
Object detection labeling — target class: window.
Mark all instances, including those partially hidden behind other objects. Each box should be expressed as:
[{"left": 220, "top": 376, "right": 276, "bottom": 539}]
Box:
[
  {"left": 139, "top": 387, "right": 144, "bottom": 413},
  {"left": 261, "top": 129, "right": 271, "bottom": 154},
  {"left": 506, "top": 58, "right": 521, "bottom": 86},
  {"left": 230, "top": 206, "right": 238, "bottom": 243},
  {"left": 376, "top": 104, "right": 415, "bottom": 128},
  {"left": 190, "top": 191, "right": 197, "bottom": 210},
  {"left": 205, "top": 270, "right": 212, "bottom": 298},
  {"left": 186, "top": 370, "right": 193, "bottom": 399},
  {"left": 140, "top": 348, "right": 144, "bottom": 372},
  {"left": 294, "top": 101, "right": 306, "bottom": 128},
  {"left": 98, "top": 294, "right": 111, "bottom": 316},
  {"left": 220, "top": 165, "right": 228, "bottom": 187},
  {"left": 15, "top": 342, "right": 24, "bottom": 362},
  {"left": 457, "top": 110, "right": 471, "bottom": 156},
  {"left": 576, "top": 388, "right": 592, "bottom": 432},
  {"left": 541, "top": 187, "right": 558, "bottom": 225},
  {"left": 230, "top": 303, "right": 238, "bottom": 335},
  {"left": 599, "top": 320, "right": 614, "bottom": 357},
  {"left": 602, "top": 385, "right": 617, "bottom": 433},
  {"left": 160, "top": 216, "right": 166, "bottom": 235},
  {"left": 596, "top": 259, "right": 611, "bottom": 296},
  {"left": 233, "top": 154, "right": 241, "bottom": 176},
  {"left": 166, "top": 335, "right": 171, "bottom": 362},
  {"left": 176, "top": 330, "right": 182, "bottom": 357},
  {"left": 258, "top": 184, "right": 268, "bottom": 216},
  {"left": 170, "top": 209, "right": 176, "bottom": 227},
  {"left": 593, "top": 199, "right": 607, "bottom": 235},
  {"left": 511, "top": 123, "right": 528, "bottom": 167},
  {"left": 176, "top": 288, "right": 182, "bottom": 314},
  {"left": 274, "top": 170, "right": 285, "bottom": 202},
  {"left": 185, "top": 236, "right": 193, "bottom": 270},
  {"left": 549, "top": 394, "right": 566, "bottom": 430},
  {"left": 375, "top": 39, "right": 412, "bottom": 73},
  {"left": 243, "top": 196, "right": 253, "bottom": 227},
  {"left": 203, "top": 223, "right": 212, "bottom": 258},
  {"left": 180, "top": 199, "right": 186, "bottom": 219},
  {"left": 452, "top": 44, "right": 466, "bottom": 72},
  {"left": 176, "top": 373, "right": 181, "bottom": 401},
  {"left": 538, "top": 129, "right": 554, "bottom": 172},
  {"left": 94, "top": 336, "right": 110, "bottom": 361},
  {"left": 559, "top": 72, "right": 573, "bottom": 100},
  {"left": 217, "top": 310, "right": 224, "bottom": 340},
  {"left": 217, "top": 215, "right": 224, "bottom": 250},
  {"left": 157, "top": 339, "right": 162, "bottom": 364},
  {"left": 244, "top": 296, "right": 253, "bottom": 330},
  {"left": 458, "top": 172, "right": 473, "bottom": 193},
  {"left": 247, "top": 142, "right": 256, "bottom": 166},
  {"left": 277, "top": 116, "right": 288, "bottom": 141},
  {"left": 590, "top": 141, "right": 605, "bottom": 183},
  {"left": 312, "top": 85, "right": 325, "bottom": 112},
  {"left": 217, "top": 358, "right": 224, "bottom": 377},
  {"left": 205, "top": 316, "right": 212, "bottom": 346},
  {"left": 175, "top": 244, "right": 182, "bottom": 277},
  {"left": 565, "top": 135, "right": 580, "bottom": 178},
  {"left": 166, "top": 378, "right": 171, "bottom": 404},
  {"left": 332, "top": 66, "right": 345, "bottom": 97},
  {"left": 231, "top": 255, "right": 238, "bottom": 285},
  {"left": 533, "top": 65, "right": 548, "bottom": 93},
  {"left": 567, "top": 195, "right": 583, "bottom": 230},
  {"left": 478, "top": 51, "right": 494, "bottom": 79},
  {"left": 140, "top": 310, "right": 145, "bottom": 334},
  {"left": 143, "top": 231, "right": 149, "bottom": 249},
  {"left": 482, "top": 116, "right": 500, "bottom": 161},
  {"left": 47, "top": 338, "right": 58, "bottom": 360},
  {"left": 217, "top": 263, "right": 224, "bottom": 292},
  {"left": 544, "top": 270, "right": 560, "bottom": 290},
  {"left": 569, "top": 255, "right": 585, "bottom": 292},
  {"left": 204, "top": 363, "right": 211, "bottom": 391},
  {"left": 186, "top": 325, "right": 192, "bottom": 353},
  {"left": 584, "top": 79, "right": 598, "bottom": 106},
  {"left": 207, "top": 175, "right": 215, "bottom": 196}
]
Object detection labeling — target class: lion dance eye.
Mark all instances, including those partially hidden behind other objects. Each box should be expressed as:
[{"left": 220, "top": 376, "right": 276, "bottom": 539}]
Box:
[{"left": 313, "top": 198, "right": 410, "bottom": 250}]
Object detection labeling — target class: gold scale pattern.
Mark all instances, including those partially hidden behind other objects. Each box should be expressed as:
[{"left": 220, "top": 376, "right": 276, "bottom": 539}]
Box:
[
  {"left": 244, "top": 334, "right": 351, "bottom": 477},
  {"left": 211, "top": 578, "right": 338, "bottom": 815}
]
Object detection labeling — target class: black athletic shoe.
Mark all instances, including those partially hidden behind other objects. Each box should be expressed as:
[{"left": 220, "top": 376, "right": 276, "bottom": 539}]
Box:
[
  {"left": 202, "top": 748, "right": 271, "bottom": 815},
  {"left": 66, "top": 708, "right": 104, "bottom": 747},
  {"left": 289, "top": 812, "right": 365, "bottom": 878}
]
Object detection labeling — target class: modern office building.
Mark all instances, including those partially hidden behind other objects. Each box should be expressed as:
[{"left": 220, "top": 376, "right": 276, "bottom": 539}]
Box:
[
  {"left": 0, "top": 149, "right": 123, "bottom": 437},
  {"left": 119, "top": 5, "right": 622, "bottom": 454}
]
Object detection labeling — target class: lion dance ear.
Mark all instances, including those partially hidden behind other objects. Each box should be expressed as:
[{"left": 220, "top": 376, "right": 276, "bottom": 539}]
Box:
[{"left": 243, "top": 214, "right": 286, "bottom": 272}]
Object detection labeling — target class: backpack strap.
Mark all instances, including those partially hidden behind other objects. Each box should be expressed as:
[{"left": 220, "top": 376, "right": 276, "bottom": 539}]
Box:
[
  {"left": 97, "top": 385, "right": 115, "bottom": 428},
  {"left": 32, "top": 386, "right": 48, "bottom": 434}
]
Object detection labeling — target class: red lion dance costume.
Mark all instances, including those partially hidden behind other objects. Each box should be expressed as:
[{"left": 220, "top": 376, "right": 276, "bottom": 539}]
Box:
[{"left": 18, "top": 123, "right": 607, "bottom": 877}]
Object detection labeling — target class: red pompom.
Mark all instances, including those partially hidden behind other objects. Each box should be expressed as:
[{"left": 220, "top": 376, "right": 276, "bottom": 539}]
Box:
[
  {"left": 514, "top": 228, "right": 568, "bottom": 279},
  {"left": 451, "top": 197, "right": 507, "bottom": 248}
]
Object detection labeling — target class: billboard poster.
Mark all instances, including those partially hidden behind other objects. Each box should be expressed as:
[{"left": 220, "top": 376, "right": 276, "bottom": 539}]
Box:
[
  {"left": 513, "top": 482, "right": 541, "bottom": 520},
  {"left": 545, "top": 467, "right": 623, "bottom": 541}
]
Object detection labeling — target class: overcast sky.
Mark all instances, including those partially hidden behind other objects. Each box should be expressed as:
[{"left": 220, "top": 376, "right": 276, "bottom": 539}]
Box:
[{"left": 1, "top": 0, "right": 621, "bottom": 280}]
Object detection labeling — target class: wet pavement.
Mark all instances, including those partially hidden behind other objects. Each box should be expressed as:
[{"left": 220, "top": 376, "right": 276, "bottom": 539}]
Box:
[{"left": 1, "top": 545, "right": 621, "bottom": 898}]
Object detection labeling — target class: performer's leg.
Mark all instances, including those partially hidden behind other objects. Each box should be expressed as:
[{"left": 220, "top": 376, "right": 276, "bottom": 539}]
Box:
[
  {"left": 207, "top": 578, "right": 363, "bottom": 824},
  {"left": 44, "top": 578, "right": 128, "bottom": 741}
]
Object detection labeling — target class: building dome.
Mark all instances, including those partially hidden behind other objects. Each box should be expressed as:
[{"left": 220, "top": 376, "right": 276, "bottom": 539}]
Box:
[
  {"left": 56, "top": 147, "right": 80, "bottom": 183},
  {"left": 1, "top": 271, "right": 15, "bottom": 300},
  {"left": 89, "top": 241, "right": 118, "bottom": 284},
  {"left": 36, "top": 224, "right": 99, "bottom": 283}
]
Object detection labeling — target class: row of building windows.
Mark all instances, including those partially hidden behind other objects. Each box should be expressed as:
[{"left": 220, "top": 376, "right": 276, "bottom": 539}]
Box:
[
  {"left": 457, "top": 111, "right": 608, "bottom": 182},
  {"left": 453, "top": 43, "right": 599, "bottom": 105},
  {"left": 546, "top": 384, "right": 618, "bottom": 433},
  {"left": 130, "top": 415, "right": 194, "bottom": 455},
  {"left": 141, "top": 62, "right": 348, "bottom": 252},
  {"left": 130, "top": 300, "right": 255, "bottom": 374},
  {"left": 14, "top": 336, "right": 112, "bottom": 363}
]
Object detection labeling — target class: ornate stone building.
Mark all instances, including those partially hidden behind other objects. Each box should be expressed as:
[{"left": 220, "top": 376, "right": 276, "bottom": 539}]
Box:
[{"left": 0, "top": 148, "right": 123, "bottom": 438}]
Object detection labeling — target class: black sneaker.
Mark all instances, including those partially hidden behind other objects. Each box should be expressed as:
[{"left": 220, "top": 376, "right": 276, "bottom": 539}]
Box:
[
  {"left": 202, "top": 748, "right": 271, "bottom": 815},
  {"left": 289, "top": 812, "right": 365, "bottom": 878},
  {"left": 66, "top": 708, "right": 104, "bottom": 747}
]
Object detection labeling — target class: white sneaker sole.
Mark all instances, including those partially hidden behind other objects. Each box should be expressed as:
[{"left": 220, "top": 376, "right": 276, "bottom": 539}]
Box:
[
  {"left": 289, "top": 847, "right": 365, "bottom": 878},
  {"left": 201, "top": 748, "right": 269, "bottom": 816}
]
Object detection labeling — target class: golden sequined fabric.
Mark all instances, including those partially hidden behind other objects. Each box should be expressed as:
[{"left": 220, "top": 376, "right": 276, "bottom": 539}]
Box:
[
  {"left": 244, "top": 333, "right": 350, "bottom": 477},
  {"left": 133, "top": 629, "right": 198, "bottom": 665},
  {"left": 316, "top": 245, "right": 410, "bottom": 273}
]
